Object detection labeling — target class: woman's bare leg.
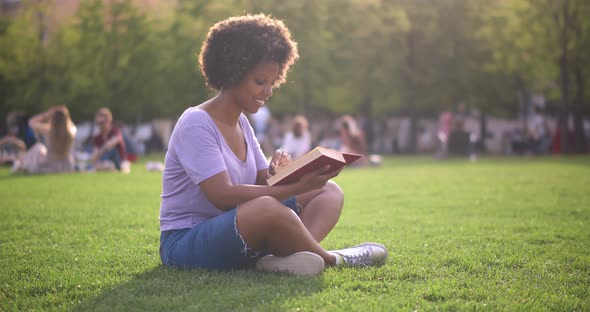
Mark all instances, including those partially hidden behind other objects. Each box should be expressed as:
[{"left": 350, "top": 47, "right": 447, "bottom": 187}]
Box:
[
  {"left": 237, "top": 196, "right": 336, "bottom": 265},
  {"left": 296, "top": 181, "right": 344, "bottom": 242}
]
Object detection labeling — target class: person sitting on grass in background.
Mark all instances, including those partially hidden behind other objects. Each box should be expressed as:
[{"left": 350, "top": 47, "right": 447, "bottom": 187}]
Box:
[
  {"left": 13, "top": 105, "right": 76, "bottom": 174},
  {"left": 0, "top": 134, "right": 26, "bottom": 165},
  {"left": 281, "top": 115, "right": 311, "bottom": 160},
  {"left": 92, "top": 108, "right": 129, "bottom": 173},
  {"left": 0, "top": 112, "right": 29, "bottom": 166},
  {"left": 159, "top": 14, "right": 387, "bottom": 276},
  {"left": 338, "top": 115, "right": 369, "bottom": 166}
]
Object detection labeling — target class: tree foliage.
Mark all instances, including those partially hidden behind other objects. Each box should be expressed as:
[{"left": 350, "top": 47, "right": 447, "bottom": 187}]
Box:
[{"left": 0, "top": 0, "right": 588, "bottom": 148}]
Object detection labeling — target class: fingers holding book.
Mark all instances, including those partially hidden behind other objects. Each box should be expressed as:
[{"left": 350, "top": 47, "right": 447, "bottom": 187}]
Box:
[
  {"left": 298, "top": 165, "right": 342, "bottom": 192},
  {"left": 269, "top": 149, "right": 292, "bottom": 175}
]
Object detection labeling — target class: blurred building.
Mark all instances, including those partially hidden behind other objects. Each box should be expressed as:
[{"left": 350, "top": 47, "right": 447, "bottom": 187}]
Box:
[
  {"left": 1, "top": 0, "right": 176, "bottom": 41},
  {"left": 1, "top": 0, "right": 175, "bottom": 16},
  {"left": 0, "top": 0, "right": 21, "bottom": 16}
]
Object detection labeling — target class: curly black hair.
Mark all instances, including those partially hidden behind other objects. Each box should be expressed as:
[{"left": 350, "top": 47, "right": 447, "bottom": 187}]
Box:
[{"left": 198, "top": 14, "right": 299, "bottom": 90}]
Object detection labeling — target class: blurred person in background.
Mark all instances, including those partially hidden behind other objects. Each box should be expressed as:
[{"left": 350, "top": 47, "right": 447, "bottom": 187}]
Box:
[
  {"left": 281, "top": 115, "right": 311, "bottom": 159},
  {"left": 113, "top": 120, "right": 139, "bottom": 163},
  {"left": 250, "top": 105, "right": 274, "bottom": 156},
  {"left": 448, "top": 119, "right": 471, "bottom": 157},
  {"left": 317, "top": 122, "right": 341, "bottom": 151},
  {"left": 454, "top": 102, "right": 468, "bottom": 124},
  {"left": 338, "top": 115, "right": 369, "bottom": 166},
  {"left": 526, "top": 105, "right": 551, "bottom": 155},
  {"left": 13, "top": 106, "right": 76, "bottom": 174},
  {"left": 436, "top": 107, "right": 454, "bottom": 158},
  {"left": 92, "top": 108, "right": 129, "bottom": 173},
  {"left": 0, "top": 112, "right": 32, "bottom": 166}
]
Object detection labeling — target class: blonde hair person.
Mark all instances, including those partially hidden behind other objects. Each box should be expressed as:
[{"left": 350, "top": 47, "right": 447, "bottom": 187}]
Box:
[
  {"left": 48, "top": 107, "right": 75, "bottom": 161},
  {"left": 15, "top": 106, "right": 77, "bottom": 173}
]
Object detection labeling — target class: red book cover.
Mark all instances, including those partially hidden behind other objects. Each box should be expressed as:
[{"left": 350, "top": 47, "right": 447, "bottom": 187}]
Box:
[{"left": 267, "top": 147, "right": 362, "bottom": 186}]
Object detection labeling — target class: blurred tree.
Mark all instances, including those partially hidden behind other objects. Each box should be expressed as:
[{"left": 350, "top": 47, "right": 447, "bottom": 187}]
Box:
[
  {"left": 148, "top": 0, "right": 214, "bottom": 121},
  {"left": 565, "top": 0, "right": 590, "bottom": 152},
  {"left": 65, "top": 0, "right": 163, "bottom": 121},
  {"left": 482, "top": 0, "right": 589, "bottom": 153},
  {"left": 0, "top": 5, "right": 52, "bottom": 116},
  {"left": 434, "top": 0, "right": 518, "bottom": 152},
  {"left": 1, "top": 0, "right": 586, "bottom": 154}
]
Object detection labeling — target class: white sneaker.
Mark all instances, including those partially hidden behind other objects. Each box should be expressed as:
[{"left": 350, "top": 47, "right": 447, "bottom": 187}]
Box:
[
  {"left": 256, "top": 251, "right": 325, "bottom": 276},
  {"left": 330, "top": 242, "right": 388, "bottom": 267}
]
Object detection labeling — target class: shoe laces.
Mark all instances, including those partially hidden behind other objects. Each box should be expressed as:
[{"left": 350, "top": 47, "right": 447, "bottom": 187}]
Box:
[{"left": 340, "top": 247, "right": 372, "bottom": 267}]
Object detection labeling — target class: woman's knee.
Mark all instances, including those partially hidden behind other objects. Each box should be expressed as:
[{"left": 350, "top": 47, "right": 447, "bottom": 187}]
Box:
[
  {"left": 236, "top": 196, "right": 301, "bottom": 249},
  {"left": 238, "top": 196, "right": 298, "bottom": 226},
  {"left": 326, "top": 180, "right": 343, "bottom": 195},
  {"left": 325, "top": 181, "right": 344, "bottom": 204}
]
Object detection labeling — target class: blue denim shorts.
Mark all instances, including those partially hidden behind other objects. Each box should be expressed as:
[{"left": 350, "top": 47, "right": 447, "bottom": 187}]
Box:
[{"left": 160, "top": 197, "right": 301, "bottom": 270}]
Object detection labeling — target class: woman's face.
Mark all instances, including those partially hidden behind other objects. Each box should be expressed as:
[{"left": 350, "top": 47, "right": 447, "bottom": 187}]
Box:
[{"left": 229, "top": 61, "right": 279, "bottom": 114}]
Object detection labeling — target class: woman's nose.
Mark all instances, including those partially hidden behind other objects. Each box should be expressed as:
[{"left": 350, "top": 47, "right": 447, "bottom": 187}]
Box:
[{"left": 264, "top": 85, "right": 273, "bottom": 98}]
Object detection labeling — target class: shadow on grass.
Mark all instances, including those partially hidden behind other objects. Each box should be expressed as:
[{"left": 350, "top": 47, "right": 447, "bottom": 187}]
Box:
[{"left": 72, "top": 266, "right": 324, "bottom": 311}]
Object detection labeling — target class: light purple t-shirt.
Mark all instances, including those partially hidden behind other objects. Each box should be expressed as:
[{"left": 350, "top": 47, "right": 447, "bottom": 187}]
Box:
[{"left": 159, "top": 108, "right": 269, "bottom": 231}]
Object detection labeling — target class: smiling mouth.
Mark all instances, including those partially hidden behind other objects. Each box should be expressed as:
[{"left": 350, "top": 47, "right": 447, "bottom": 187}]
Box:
[{"left": 256, "top": 99, "right": 266, "bottom": 105}]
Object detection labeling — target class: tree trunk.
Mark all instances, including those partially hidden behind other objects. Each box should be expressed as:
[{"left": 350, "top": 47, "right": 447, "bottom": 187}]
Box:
[
  {"left": 406, "top": 30, "right": 417, "bottom": 154},
  {"left": 408, "top": 105, "right": 417, "bottom": 154},
  {"left": 557, "top": 0, "right": 571, "bottom": 154},
  {"left": 302, "top": 61, "right": 310, "bottom": 117},
  {"left": 573, "top": 63, "right": 587, "bottom": 153},
  {"left": 571, "top": 5, "right": 587, "bottom": 153},
  {"left": 360, "top": 95, "right": 374, "bottom": 153}
]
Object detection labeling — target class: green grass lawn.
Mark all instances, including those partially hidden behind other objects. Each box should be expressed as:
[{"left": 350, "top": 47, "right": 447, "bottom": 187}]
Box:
[{"left": 1, "top": 156, "right": 589, "bottom": 311}]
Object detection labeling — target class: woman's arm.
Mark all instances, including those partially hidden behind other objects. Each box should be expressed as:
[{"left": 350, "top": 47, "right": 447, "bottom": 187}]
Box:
[
  {"left": 92, "top": 130, "right": 123, "bottom": 162},
  {"left": 200, "top": 165, "right": 338, "bottom": 211},
  {"left": 29, "top": 108, "right": 54, "bottom": 136},
  {"left": 101, "top": 133, "right": 123, "bottom": 151},
  {"left": 256, "top": 169, "right": 271, "bottom": 185}
]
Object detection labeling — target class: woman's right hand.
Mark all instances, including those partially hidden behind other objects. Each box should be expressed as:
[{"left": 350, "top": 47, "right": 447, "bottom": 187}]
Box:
[
  {"left": 269, "top": 149, "right": 292, "bottom": 176},
  {"left": 296, "top": 165, "right": 343, "bottom": 193}
]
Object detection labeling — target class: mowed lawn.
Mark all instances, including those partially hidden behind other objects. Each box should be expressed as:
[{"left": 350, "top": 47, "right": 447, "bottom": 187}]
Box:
[{"left": 0, "top": 156, "right": 589, "bottom": 311}]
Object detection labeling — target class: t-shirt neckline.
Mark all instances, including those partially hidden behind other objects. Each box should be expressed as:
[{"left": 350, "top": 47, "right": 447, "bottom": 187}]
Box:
[{"left": 197, "top": 108, "right": 249, "bottom": 165}]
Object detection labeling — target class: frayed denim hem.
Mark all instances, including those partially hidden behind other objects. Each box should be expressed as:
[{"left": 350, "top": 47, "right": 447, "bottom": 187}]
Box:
[{"left": 234, "top": 209, "right": 260, "bottom": 259}]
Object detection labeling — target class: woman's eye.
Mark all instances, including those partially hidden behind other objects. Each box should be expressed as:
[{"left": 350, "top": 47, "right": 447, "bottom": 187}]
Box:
[{"left": 255, "top": 79, "right": 265, "bottom": 85}]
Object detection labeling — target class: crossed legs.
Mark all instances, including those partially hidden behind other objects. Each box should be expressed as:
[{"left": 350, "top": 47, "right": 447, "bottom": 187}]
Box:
[
  {"left": 296, "top": 181, "right": 344, "bottom": 242},
  {"left": 236, "top": 181, "right": 343, "bottom": 266}
]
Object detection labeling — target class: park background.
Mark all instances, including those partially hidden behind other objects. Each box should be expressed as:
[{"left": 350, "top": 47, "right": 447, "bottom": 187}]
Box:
[
  {"left": 1, "top": 0, "right": 589, "bottom": 155},
  {"left": 1, "top": 1, "right": 589, "bottom": 311}
]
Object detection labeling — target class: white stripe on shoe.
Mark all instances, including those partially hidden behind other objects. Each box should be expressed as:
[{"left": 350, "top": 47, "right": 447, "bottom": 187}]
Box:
[{"left": 256, "top": 251, "right": 325, "bottom": 276}]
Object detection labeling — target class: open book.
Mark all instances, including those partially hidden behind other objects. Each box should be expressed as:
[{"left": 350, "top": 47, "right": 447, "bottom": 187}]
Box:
[{"left": 266, "top": 147, "right": 362, "bottom": 186}]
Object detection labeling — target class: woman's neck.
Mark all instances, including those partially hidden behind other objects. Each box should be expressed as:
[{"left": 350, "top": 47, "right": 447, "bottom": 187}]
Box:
[{"left": 203, "top": 91, "right": 242, "bottom": 126}]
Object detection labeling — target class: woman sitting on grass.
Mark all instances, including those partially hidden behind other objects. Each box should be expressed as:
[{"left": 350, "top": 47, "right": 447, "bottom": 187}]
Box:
[
  {"left": 159, "top": 14, "right": 387, "bottom": 276},
  {"left": 13, "top": 105, "right": 76, "bottom": 174}
]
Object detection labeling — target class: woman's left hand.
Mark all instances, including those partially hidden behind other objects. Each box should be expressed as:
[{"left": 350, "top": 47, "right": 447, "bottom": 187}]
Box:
[{"left": 269, "top": 149, "right": 292, "bottom": 175}]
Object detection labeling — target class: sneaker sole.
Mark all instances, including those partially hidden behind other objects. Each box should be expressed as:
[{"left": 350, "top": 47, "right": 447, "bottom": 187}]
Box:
[{"left": 256, "top": 251, "right": 325, "bottom": 276}]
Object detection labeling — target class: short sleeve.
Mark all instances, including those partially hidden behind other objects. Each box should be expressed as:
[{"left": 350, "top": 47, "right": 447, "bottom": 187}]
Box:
[{"left": 174, "top": 114, "right": 227, "bottom": 186}]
